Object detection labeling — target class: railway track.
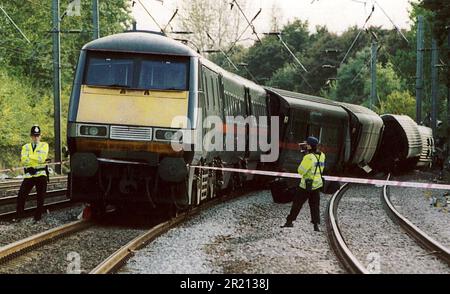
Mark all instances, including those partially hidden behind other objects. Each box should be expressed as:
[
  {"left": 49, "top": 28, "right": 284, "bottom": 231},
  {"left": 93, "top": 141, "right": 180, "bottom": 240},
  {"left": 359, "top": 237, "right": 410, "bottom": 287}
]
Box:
[
  {"left": 0, "top": 189, "right": 71, "bottom": 221},
  {"left": 0, "top": 220, "right": 92, "bottom": 265},
  {"left": 0, "top": 217, "right": 147, "bottom": 274},
  {"left": 90, "top": 196, "right": 230, "bottom": 274},
  {"left": 381, "top": 176, "right": 450, "bottom": 266},
  {"left": 0, "top": 176, "right": 67, "bottom": 197},
  {"left": 326, "top": 183, "right": 369, "bottom": 274},
  {"left": 327, "top": 178, "right": 450, "bottom": 274},
  {"left": 0, "top": 188, "right": 251, "bottom": 273}
]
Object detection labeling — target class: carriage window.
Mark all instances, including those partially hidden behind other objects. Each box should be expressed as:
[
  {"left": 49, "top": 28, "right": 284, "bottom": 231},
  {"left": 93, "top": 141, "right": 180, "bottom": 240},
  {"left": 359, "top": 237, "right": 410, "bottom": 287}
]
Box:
[
  {"left": 210, "top": 76, "right": 216, "bottom": 108},
  {"left": 321, "top": 127, "right": 339, "bottom": 147},
  {"left": 85, "top": 57, "right": 134, "bottom": 88},
  {"left": 308, "top": 125, "right": 321, "bottom": 139}
]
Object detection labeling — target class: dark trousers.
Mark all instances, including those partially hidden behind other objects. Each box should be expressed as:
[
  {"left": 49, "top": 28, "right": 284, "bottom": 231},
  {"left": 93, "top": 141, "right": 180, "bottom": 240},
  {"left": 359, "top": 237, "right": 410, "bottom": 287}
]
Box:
[
  {"left": 16, "top": 176, "right": 47, "bottom": 220},
  {"left": 286, "top": 187, "right": 320, "bottom": 225}
]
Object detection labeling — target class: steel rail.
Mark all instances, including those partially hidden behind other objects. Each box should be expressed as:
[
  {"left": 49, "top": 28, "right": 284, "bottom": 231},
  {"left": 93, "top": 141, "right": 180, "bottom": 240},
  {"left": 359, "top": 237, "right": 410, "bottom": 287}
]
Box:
[
  {"left": 0, "top": 176, "right": 67, "bottom": 190},
  {"left": 0, "top": 219, "right": 91, "bottom": 263},
  {"left": 381, "top": 176, "right": 450, "bottom": 266},
  {"left": 326, "top": 183, "right": 369, "bottom": 274},
  {"left": 90, "top": 194, "right": 241, "bottom": 274},
  {"left": 0, "top": 189, "right": 67, "bottom": 206},
  {"left": 0, "top": 198, "right": 73, "bottom": 221}
]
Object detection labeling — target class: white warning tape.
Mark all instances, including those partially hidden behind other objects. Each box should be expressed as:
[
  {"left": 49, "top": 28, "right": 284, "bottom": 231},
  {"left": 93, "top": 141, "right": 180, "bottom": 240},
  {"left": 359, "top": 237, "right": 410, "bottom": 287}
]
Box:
[
  {"left": 0, "top": 161, "right": 69, "bottom": 174},
  {"left": 191, "top": 165, "right": 450, "bottom": 191}
]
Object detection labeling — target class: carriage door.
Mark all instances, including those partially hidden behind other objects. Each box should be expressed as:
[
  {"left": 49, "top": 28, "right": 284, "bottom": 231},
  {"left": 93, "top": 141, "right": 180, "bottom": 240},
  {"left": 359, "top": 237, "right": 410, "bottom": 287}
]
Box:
[{"left": 244, "top": 87, "right": 252, "bottom": 158}]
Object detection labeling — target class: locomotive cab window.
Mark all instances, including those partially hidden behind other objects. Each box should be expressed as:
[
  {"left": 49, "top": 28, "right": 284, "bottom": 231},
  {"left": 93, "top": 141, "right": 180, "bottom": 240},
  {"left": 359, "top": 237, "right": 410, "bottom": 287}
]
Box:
[
  {"left": 85, "top": 57, "right": 134, "bottom": 88},
  {"left": 84, "top": 52, "right": 189, "bottom": 91},
  {"left": 139, "top": 60, "right": 188, "bottom": 90}
]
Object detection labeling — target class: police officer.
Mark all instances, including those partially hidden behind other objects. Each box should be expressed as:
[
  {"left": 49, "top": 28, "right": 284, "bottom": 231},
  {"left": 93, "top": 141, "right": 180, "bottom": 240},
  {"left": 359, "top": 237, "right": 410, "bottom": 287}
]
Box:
[
  {"left": 14, "top": 125, "right": 49, "bottom": 222},
  {"left": 282, "top": 136, "right": 325, "bottom": 232}
]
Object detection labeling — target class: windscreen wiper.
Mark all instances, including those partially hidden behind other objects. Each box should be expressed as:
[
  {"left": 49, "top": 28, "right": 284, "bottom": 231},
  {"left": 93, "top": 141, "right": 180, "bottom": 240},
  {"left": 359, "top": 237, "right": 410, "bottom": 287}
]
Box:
[
  {"left": 105, "top": 84, "right": 131, "bottom": 88},
  {"left": 162, "top": 87, "right": 184, "bottom": 91}
]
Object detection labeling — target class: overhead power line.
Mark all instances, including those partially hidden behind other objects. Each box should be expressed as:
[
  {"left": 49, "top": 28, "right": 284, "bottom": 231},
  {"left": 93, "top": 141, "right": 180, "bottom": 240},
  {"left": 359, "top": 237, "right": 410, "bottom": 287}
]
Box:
[
  {"left": 0, "top": 6, "right": 31, "bottom": 44},
  {"left": 339, "top": 4, "right": 375, "bottom": 67},
  {"left": 230, "top": 0, "right": 261, "bottom": 43},
  {"left": 373, "top": 0, "right": 409, "bottom": 44},
  {"left": 137, "top": 0, "right": 164, "bottom": 33},
  {"left": 227, "top": 8, "right": 261, "bottom": 54},
  {"left": 206, "top": 32, "right": 239, "bottom": 71},
  {"left": 264, "top": 32, "right": 308, "bottom": 73}
]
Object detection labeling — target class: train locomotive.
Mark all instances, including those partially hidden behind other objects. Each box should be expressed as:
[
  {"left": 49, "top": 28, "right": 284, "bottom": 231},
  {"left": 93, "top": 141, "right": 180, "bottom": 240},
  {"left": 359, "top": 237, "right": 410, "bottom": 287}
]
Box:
[{"left": 67, "top": 31, "right": 434, "bottom": 212}]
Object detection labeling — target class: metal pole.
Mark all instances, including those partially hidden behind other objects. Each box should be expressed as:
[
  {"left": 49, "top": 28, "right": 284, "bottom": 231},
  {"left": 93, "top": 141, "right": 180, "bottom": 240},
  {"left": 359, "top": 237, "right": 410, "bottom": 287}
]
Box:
[
  {"left": 446, "top": 25, "right": 450, "bottom": 152},
  {"left": 431, "top": 38, "right": 439, "bottom": 135},
  {"left": 416, "top": 16, "right": 424, "bottom": 124},
  {"left": 93, "top": 0, "right": 100, "bottom": 39},
  {"left": 52, "top": 0, "right": 62, "bottom": 174},
  {"left": 370, "top": 41, "right": 377, "bottom": 110}
]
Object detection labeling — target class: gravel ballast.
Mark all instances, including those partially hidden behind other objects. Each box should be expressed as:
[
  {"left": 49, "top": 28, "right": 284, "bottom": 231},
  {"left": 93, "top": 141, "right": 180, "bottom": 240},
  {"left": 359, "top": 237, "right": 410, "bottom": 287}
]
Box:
[
  {"left": 0, "top": 225, "right": 144, "bottom": 274},
  {"left": 120, "top": 190, "right": 344, "bottom": 274},
  {"left": 0, "top": 205, "right": 84, "bottom": 247},
  {"left": 338, "top": 183, "right": 450, "bottom": 274},
  {"left": 389, "top": 171, "right": 450, "bottom": 248}
]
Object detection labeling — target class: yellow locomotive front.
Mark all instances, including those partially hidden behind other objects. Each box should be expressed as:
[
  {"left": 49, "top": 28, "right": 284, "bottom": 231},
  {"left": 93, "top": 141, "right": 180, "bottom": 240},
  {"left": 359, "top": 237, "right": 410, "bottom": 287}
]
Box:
[{"left": 67, "top": 32, "right": 200, "bottom": 213}]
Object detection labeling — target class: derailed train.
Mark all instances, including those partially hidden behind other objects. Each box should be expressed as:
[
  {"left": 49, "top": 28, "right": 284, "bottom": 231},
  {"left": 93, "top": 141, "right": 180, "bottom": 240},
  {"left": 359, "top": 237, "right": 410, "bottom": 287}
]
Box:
[{"left": 67, "top": 31, "right": 434, "bottom": 212}]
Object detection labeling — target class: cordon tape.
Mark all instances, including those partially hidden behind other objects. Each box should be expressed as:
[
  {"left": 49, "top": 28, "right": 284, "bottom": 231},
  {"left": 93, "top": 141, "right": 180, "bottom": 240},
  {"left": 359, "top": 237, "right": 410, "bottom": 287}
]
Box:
[
  {"left": 0, "top": 161, "right": 68, "bottom": 174},
  {"left": 2, "top": 162, "right": 447, "bottom": 190},
  {"left": 191, "top": 165, "right": 450, "bottom": 191}
]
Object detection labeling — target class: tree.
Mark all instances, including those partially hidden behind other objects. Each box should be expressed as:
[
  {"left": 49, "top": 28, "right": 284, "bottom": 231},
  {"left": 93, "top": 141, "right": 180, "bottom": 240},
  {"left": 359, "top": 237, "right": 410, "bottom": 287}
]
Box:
[
  {"left": 377, "top": 90, "right": 416, "bottom": 118},
  {"left": 422, "top": 0, "right": 450, "bottom": 46},
  {"left": 326, "top": 48, "right": 370, "bottom": 104},
  {"left": 365, "top": 62, "right": 403, "bottom": 106},
  {"left": 0, "top": 0, "right": 132, "bottom": 168},
  {"left": 245, "top": 19, "right": 310, "bottom": 85},
  {"left": 0, "top": 0, "right": 132, "bottom": 88},
  {"left": 175, "top": 0, "right": 247, "bottom": 52}
]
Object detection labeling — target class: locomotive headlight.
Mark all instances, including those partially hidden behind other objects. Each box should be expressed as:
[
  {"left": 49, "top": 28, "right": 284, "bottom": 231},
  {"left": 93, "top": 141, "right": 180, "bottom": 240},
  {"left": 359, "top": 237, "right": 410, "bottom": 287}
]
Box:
[
  {"left": 88, "top": 127, "right": 99, "bottom": 136},
  {"left": 164, "top": 131, "right": 175, "bottom": 140},
  {"left": 79, "top": 124, "right": 108, "bottom": 138},
  {"left": 155, "top": 129, "right": 182, "bottom": 142}
]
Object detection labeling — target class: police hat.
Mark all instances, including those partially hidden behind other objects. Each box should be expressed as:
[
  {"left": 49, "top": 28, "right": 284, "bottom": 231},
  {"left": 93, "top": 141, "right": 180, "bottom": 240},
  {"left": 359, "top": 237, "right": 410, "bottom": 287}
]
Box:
[
  {"left": 30, "top": 125, "right": 41, "bottom": 136},
  {"left": 306, "top": 136, "right": 319, "bottom": 147}
]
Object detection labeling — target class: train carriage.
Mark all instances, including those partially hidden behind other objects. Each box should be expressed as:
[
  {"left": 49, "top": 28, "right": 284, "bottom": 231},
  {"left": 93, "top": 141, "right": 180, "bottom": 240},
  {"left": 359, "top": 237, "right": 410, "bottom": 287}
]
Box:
[
  {"left": 67, "top": 30, "right": 433, "bottom": 213},
  {"left": 338, "top": 102, "right": 384, "bottom": 173},
  {"left": 371, "top": 114, "right": 422, "bottom": 171}
]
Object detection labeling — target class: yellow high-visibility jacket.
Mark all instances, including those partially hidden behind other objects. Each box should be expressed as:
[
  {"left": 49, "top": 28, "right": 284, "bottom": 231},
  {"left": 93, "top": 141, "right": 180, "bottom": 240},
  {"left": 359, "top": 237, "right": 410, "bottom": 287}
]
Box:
[
  {"left": 298, "top": 152, "right": 326, "bottom": 190},
  {"left": 21, "top": 142, "right": 49, "bottom": 178}
]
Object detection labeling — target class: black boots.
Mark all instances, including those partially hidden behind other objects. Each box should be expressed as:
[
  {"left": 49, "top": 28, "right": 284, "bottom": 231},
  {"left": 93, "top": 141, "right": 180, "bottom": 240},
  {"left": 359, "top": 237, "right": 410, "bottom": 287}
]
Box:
[
  {"left": 281, "top": 222, "right": 320, "bottom": 231},
  {"left": 281, "top": 221, "right": 293, "bottom": 228}
]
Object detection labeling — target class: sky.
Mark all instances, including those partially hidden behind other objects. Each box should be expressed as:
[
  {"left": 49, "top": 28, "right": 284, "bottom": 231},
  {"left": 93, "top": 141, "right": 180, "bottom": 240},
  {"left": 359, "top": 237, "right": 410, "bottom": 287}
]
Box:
[{"left": 132, "top": 0, "right": 416, "bottom": 35}]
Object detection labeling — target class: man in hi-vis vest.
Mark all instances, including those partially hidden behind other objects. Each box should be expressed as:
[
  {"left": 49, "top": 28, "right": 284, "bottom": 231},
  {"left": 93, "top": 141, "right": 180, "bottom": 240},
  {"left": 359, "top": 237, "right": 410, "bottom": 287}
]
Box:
[
  {"left": 14, "top": 125, "right": 49, "bottom": 222},
  {"left": 282, "top": 136, "right": 325, "bottom": 232}
]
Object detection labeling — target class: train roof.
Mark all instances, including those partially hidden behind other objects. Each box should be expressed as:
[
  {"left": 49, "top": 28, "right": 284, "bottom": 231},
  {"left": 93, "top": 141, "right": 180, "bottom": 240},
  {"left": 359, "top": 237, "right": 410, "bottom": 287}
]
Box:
[
  {"left": 82, "top": 32, "right": 200, "bottom": 57},
  {"left": 200, "top": 57, "right": 266, "bottom": 94},
  {"left": 265, "top": 87, "right": 341, "bottom": 107},
  {"left": 266, "top": 87, "right": 348, "bottom": 119},
  {"left": 337, "top": 102, "right": 380, "bottom": 116}
]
